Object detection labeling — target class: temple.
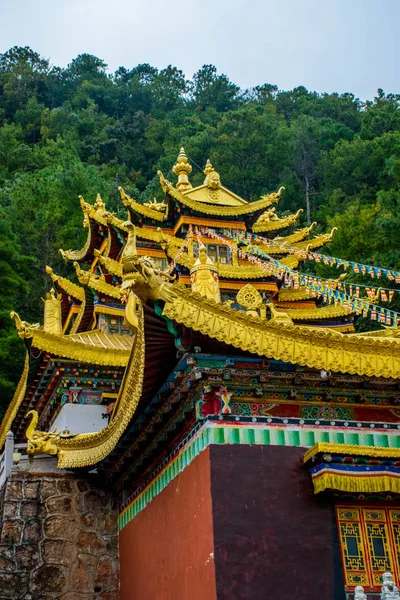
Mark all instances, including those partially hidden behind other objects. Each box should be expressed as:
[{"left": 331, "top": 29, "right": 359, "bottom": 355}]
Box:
[{"left": 1, "top": 148, "right": 400, "bottom": 599}]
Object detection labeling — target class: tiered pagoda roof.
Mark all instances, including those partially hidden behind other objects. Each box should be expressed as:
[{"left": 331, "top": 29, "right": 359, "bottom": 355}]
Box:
[{"left": 2, "top": 148, "right": 400, "bottom": 478}]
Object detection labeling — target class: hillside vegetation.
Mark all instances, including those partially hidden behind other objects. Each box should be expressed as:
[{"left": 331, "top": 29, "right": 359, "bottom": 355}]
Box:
[{"left": 1, "top": 46, "right": 400, "bottom": 410}]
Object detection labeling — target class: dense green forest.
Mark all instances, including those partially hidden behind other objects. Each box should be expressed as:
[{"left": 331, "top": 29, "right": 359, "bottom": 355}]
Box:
[{"left": 1, "top": 45, "right": 400, "bottom": 412}]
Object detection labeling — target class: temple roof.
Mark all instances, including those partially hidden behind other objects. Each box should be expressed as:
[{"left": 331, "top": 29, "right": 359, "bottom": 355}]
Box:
[
  {"left": 11, "top": 320, "right": 132, "bottom": 367},
  {"left": 158, "top": 170, "right": 283, "bottom": 217},
  {"left": 5, "top": 146, "right": 395, "bottom": 474}
]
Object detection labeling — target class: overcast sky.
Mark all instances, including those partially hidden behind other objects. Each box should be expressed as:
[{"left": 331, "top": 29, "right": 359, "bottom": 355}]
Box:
[{"left": 0, "top": 0, "right": 397, "bottom": 100}]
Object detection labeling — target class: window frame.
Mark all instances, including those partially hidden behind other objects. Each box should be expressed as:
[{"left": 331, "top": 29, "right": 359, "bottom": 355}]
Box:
[{"left": 336, "top": 503, "right": 400, "bottom": 590}]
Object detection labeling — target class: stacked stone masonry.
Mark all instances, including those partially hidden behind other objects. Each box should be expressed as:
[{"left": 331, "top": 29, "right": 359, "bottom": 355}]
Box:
[{"left": 0, "top": 472, "right": 119, "bottom": 600}]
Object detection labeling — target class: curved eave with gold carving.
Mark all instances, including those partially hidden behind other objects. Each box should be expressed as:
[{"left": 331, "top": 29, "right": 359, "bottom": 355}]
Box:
[
  {"left": 50, "top": 304, "right": 145, "bottom": 469},
  {"left": 274, "top": 223, "right": 317, "bottom": 245},
  {"left": 163, "top": 284, "right": 400, "bottom": 379},
  {"left": 45, "top": 267, "right": 85, "bottom": 302},
  {"left": 74, "top": 263, "right": 122, "bottom": 300},
  {"left": 59, "top": 224, "right": 93, "bottom": 263},
  {"left": 119, "top": 187, "right": 167, "bottom": 222},
  {"left": 278, "top": 256, "right": 300, "bottom": 269},
  {"left": 96, "top": 239, "right": 300, "bottom": 281},
  {"left": 255, "top": 228, "right": 333, "bottom": 256},
  {"left": 158, "top": 171, "right": 283, "bottom": 217},
  {"left": 252, "top": 209, "right": 303, "bottom": 233},
  {"left": 292, "top": 228, "right": 337, "bottom": 251},
  {"left": 15, "top": 326, "right": 132, "bottom": 366},
  {"left": 0, "top": 328, "right": 133, "bottom": 453}
]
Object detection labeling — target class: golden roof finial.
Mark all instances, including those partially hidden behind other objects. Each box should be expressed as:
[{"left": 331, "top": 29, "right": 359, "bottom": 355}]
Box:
[
  {"left": 94, "top": 193, "right": 106, "bottom": 213},
  {"left": 204, "top": 159, "right": 213, "bottom": 177},
  {"left": 172, "top": 147, "right": 192, "bottom": 191},
  {"left": 203, "top": 158, "right": 221, "bottom": 190}
]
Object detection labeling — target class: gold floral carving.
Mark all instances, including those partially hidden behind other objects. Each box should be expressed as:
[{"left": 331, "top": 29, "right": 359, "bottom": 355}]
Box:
[
  {"left": 236, "top": 284, "right": 263, "bottom": 310},
  {"left": 285, "top": 304, "right": 355, "bottom": 320},
  {"left": 158, "top": 171, "right": 283, "bottom": 216},
  {"left": 162, "top": 284, "right": 400, "bottom": 378}
]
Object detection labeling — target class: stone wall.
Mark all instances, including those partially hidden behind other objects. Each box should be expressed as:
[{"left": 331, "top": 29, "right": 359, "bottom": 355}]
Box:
[{"left": 0, "top": 471, "right": 119, "bottom": 600}]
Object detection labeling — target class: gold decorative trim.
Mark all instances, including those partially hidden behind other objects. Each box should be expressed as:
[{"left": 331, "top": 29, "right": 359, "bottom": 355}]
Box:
[
  {"left": 56, "top": 304, "right": 145, "bottom": 468},
  {"left": 46, "top": 267, "right": 85, "bottom": 302},
  {"left": 312, "top": 472, "right": 400, "bottom": 495},
  {"left": 158, "top": 171, "right": 283, "bottom": 217},
  {"left": 173, "top": 215, "right": 246, "bottom": 234},
  {"left": 163, "top": 284, "right": 400, "bottom": 378},
  {"left": 304, "top": 442, "right": 400, "bottom": 463},
  {"left": 252, "top": 209, "right": 303, "bottom": 233},
  {"left": 0, "top": 354, "right": 29, "bottom": 449},
  {"left": 285, "top": 304, "right": 355, "bottom": 320},
  {"left": 325, "top": 324, "right": 354, "bottom": 333},
  {"left": 94, "top": 305, "right": 124, "bottom": 317}
]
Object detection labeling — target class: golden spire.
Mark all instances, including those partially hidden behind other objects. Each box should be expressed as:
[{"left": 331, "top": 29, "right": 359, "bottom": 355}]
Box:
[{"left": 172, "top": 147, "right": 192, "bottom": 191}]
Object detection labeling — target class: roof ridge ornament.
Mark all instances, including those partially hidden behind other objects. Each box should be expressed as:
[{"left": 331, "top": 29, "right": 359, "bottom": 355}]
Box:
[
  {"left": 172, "top": 147, "right": 192, "bottom": 191},
  {"left": 203, "top": 158, "right": 222, "bottom": 203}
]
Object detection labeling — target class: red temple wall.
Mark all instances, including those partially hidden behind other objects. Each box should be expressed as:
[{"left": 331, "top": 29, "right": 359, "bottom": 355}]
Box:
[
  {"left": 210, "top": 444, "right": 345, "bottom": 600},
  {"left": 119, "top": 443, "right": 346, "bottom": 600},
  {"left": 119, "top": 447, "right": 216, "bottom": 600}
]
